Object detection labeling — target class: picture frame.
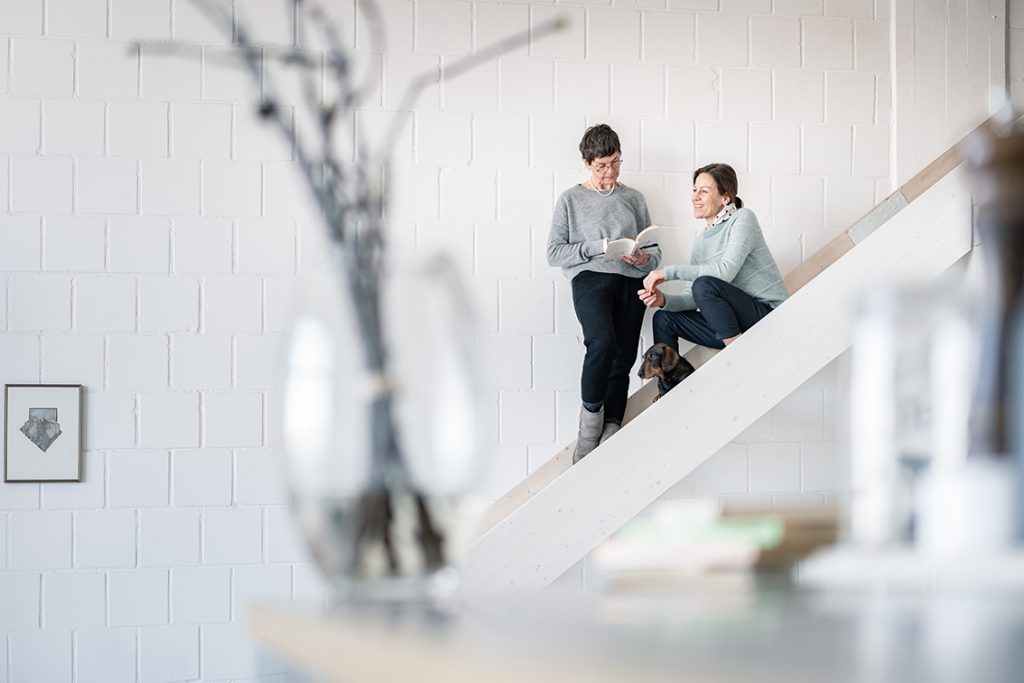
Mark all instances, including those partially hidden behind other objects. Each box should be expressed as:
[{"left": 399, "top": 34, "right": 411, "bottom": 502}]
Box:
[{"left": 3, "top": 384, "right": 83, "bottom": 483}]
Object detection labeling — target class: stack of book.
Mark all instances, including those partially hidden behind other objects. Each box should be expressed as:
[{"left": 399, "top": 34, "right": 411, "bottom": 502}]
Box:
[
  {"left": 592, "top": 499, "right": 839, "bottom": 588},
  {"left": 722, "top": 503, "right": 839, "bottom": 569}
]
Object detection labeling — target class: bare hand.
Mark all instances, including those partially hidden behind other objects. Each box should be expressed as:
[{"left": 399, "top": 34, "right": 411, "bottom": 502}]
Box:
[
  {"left": 637, "top": 288, "right": 665, "bottom": 309},
  {"left": 643, "top": 269, "right": 666, "bottom": 292},
  {"left": 621, "top": 250, "right": 651, "bottom": 268}
]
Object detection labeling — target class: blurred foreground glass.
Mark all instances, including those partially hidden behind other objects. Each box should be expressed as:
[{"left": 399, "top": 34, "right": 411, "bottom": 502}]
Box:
[
  {"left": 963, "top": 113, "right": 1024, "bottom": 458},
  {"left": 963, "top": 110, "right": 1024, "bottom": 542},
  {"left": 280, "top": 232, "right": 485, "bottom": 604},
  {"left": 849, "top": 110, "right": 1024, "bottom": 553},
  {"left": 848, "top": 283, "right": 975, "bottom": 547}
]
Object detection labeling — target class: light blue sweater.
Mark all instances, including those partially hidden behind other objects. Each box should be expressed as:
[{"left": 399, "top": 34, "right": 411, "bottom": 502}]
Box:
[{"left": 662, "top": 207, "right": 788, "bottom": 312}]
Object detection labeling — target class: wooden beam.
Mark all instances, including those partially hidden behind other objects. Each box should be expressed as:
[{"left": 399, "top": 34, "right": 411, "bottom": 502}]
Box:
[
  {"left": 900, "top": 144, "right": 965, "bottom": 202},
  {"left": 846, "top": 192, "right": 910, "bottom": 245},
  {"left": 784, "top": 233, "right": 854, "bottom": 295}
]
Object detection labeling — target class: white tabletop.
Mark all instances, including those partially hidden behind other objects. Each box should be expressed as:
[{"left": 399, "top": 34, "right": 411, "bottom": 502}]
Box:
[{"left": 249, "top": 571, "right": 1024, "bottom": 683}]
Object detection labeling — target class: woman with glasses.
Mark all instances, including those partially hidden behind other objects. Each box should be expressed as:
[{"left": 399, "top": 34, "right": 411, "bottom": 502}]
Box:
[
  {"left": 547, "top": 124, "right": 661, "bottom": 464},
  {"left": 638, "top": 163, "right": 788, "bottom": 375}
]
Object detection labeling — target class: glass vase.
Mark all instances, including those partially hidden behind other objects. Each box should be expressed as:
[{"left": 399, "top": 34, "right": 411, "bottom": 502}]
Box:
[
  {"left": 963, "top": 114, "right": 1024, "bottom": 458},
  {"left": 847, "top": 282, "right": 975, "bottom": 547},
  {"left": 280, "top": 234, "right": 484, "bottom": 605}
]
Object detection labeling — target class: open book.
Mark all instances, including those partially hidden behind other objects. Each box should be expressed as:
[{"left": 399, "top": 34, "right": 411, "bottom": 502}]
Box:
[{"left": 602, "top": 224, "right": 660, "bottom": 262}]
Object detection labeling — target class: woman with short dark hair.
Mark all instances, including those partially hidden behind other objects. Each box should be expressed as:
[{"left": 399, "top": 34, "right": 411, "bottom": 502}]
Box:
[
  {"left": 547, "top": 124, "right": 662, "bottom": 463},
  {"left": 639, "top": 163, "right": 787, "bottom": 368}
]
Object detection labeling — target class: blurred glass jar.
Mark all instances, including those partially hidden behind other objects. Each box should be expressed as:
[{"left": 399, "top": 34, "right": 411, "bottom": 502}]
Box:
[
  {"left": 280, "top": 234, "right": 486, "bottom": 604},
  {"left": 848, "top": 282, "right": 975, "bottom": 547},
  {"left": 963, "top": 112, "right": 1024, "bottom": 458},
  {"left": 962, "top": 110, "right": 1024, "bottom": 543}
]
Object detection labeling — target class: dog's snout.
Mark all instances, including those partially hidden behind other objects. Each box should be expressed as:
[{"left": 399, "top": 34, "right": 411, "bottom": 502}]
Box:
[{"left": 637, "top": 352, "right": 660, "bottom": 381}]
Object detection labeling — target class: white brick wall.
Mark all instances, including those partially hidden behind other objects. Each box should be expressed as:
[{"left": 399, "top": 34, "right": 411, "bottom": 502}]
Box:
[
  {"left": 171, "top": 335, "right": 231, "bottom": 389},
  {"left": 109, "top": 569, "right": 169, "bottom": 626},
  {"left": 803, "top": 17, "right": 853, "bottom": 70},
  {"left": 44, "top": 216, "right": 106, "bottom": 272},
  {"left": 75, "top": 276, "right": 136, "bottom": 332},
  {"left": 13, "top": 156, "right": 73, "bottom": 213},
  {"left": 1013, "top": 7, "right": 1024, "bottom": 110},
  {"left": 9, "top": 511, "right": 72, "bottom": 570},
  {"left": 171, "top": 566, "right": 231, "bottom": 624},
  {"left": 140, "top": 508, "right": 201, "bottom": 567},
  {"left": 84, "top": 394, "right": 136, "bottom": 449},
  {"left": 203, "top": 508, "right": 262, "bottom": 565},
  {"left": 200, "top": 622, "right": 260, "bottom": 680},
  {"left": 698, "top": 13, "right": 748, "bottom": 67},
  {"left": 0, "top": 216, "right": 41, "bottom": 271},
  {"left": 751, "top": 15, "right": 801, "bottom": 68},
  {"left": 11, "top": 38, "right": 75, "bottom": 98},
  {"left": 1, "top": 0, "right": 1005, "bottom": 679},
  {"left": 10, "top": 630, "right": 72, "bottom": 683},
  {"left": 77, "top": 628, "right": 137, "bottom": 683},
  {"left": 0, "top": 157, "right": 9, "bottom": 215},
  {"left": 46, "top": 100, "right": 105, "bottom": 155},
  {"left": 0, "top": 100, "right": 40, "bottom": 154},
  {"left": 75, "top": 510, "right": 137, "bottom": 568},
  {"left": 172, "top": 450, "right": 233, "bottom": 507},
  {"left": 43, "top": 571, "right": 106, "bottom": 628},
  {"left": 0, "top": 573, "right": 41, "bottom": 630},
  {"left": 108, "top": 450, "right": 170, "bottom": 506},
  {"left": 139, "top": 625, "right": 199, "bottom": 683},
  {"left": 110, "top": 219, "right": 167, "bottom": 272},
  {"left": 1014, "top": 0, "right": 1024, "bottom": 91}
]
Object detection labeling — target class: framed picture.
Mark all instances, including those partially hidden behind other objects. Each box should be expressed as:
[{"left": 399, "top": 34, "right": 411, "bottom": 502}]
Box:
[{"left": 4, "top": 384, "right": 83, "bottom": 482}]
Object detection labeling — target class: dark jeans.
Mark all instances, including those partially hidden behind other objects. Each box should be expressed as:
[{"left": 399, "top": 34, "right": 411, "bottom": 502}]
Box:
[
  {"left": 571, "top": 270, "right": 646, "bottom": 424},
  {"left": 652, "top": 275, "right": 773, "bottom": 351}
]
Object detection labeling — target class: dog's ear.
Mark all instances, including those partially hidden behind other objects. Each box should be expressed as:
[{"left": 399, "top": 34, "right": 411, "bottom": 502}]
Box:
[{"left": 658, "top": 344, "right": 680, "bottom": 373}]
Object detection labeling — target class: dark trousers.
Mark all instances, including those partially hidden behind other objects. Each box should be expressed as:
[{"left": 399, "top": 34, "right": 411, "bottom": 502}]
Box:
[
  {"left": 571, "top": 270, "right": 646, "bottom": 424},
  {"left": 652, "top": 276, "right": 773, "bottom": 351}
]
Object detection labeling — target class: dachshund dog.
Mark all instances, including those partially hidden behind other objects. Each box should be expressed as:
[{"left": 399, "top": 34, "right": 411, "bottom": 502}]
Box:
[{"left": 637, "top": 343, "right": 695, "bottom": 400}]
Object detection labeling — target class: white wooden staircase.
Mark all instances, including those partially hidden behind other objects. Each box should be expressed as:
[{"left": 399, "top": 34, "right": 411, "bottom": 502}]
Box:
[{"left": 461, "top": 110, "right": 1010, "bottom": 593}]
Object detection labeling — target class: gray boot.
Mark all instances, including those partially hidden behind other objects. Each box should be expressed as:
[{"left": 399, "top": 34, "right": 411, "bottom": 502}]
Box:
[
  {"left": 573, "top": 405, "right": 604, "bottom": 464},
  {"left": 599, "top": 421, "right": 620, "bottom": 444}
]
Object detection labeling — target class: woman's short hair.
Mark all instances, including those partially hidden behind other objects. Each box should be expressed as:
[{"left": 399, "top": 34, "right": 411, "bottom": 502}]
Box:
[
  {"left": 693, "top": 163, "right": 744, "bottom": 209},
  {"left": 579, "top": 124, "right": 621, "bottom": 163}
]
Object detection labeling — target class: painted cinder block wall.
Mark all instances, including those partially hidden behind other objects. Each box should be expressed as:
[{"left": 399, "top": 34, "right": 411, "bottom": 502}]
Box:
[
  {"left": 481, "top": 0, "right": 896, "bottom": 504},
  {"left": 0, "top": 0, "right": 1012, "bottom": 681},
  {"left": 1012, "top": 1, "right": 1024, "bottom": 109}
]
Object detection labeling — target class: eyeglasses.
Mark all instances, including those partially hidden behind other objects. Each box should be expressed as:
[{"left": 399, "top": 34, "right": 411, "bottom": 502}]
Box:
[{"left": 591, "top": 158, "right": 623, "bottom": 173}]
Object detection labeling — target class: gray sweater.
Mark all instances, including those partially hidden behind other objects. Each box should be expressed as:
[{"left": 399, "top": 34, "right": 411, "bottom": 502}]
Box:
[
  {"left": 662, "top": 207, "right": 788, "bottom": 312},
  {"left": 546, "top": 184, "right": 662, "bottom": 280}
]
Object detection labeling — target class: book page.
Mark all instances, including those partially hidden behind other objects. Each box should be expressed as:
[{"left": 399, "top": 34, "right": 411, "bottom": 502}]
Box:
[
  {"left": 635, "top": 224, "right": 660, "bottom": 247},
  {"left": 601, "top": 226, "right": 660, "bottom": 262},
  {"left": 602, "top": 238, "right": 637, "bottom": 262}
]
